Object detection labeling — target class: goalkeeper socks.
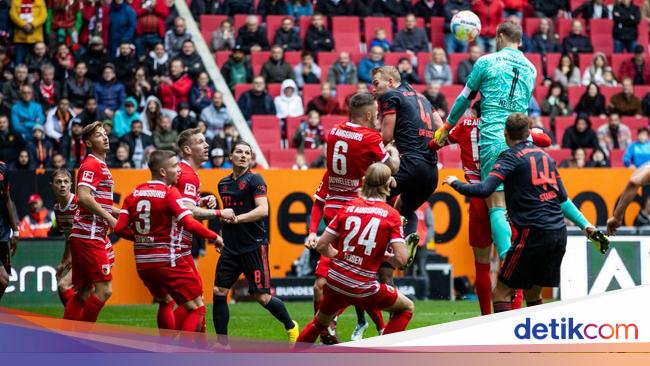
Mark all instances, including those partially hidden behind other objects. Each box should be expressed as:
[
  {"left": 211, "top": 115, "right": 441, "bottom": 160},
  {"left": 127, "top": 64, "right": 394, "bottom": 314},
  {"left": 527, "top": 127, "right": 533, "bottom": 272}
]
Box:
[
  {"left": 493, "top": 301, "right": 513, "bottom": 313},
  {"left": 355, "top": 306, "right": 367, "bottom": 326},
  {"left": 489, "top": 207, "right": 512, "bottom": 259},
  {"left": 213, "top": 294, "right": 229, "bottom": 335},
  {"left": 81, "top": 294, "right": 105, "bottom": 322},
  {"left": 383, "top": 311, "right": 413, "bottom": 334},
  {"left": 173, "top": 306, "right": 188, "bottom": 331},
  {"left": 264, "top": 296, "right": 295, "bottom": 330},
  {"left": 157, "top": 300, "right": 176, "bottom": 330},
  {"left": 297, "top": 317, "right": 327, "bottom": 343},
  {"left": 512, "top": 290, "right": 523, "bottom": 310},
  {"left": 181, "top": 306, "right": 206, "bottom": 332},
  {"left": 527, "top": 299, "right": 543, "bottom": 307},
  {"left": 63, "top": 294, "right": 85, "bottom": 320},
  {"left": 59, "top": 288, "right": 76, "bottom": 306},
  {"left": 474, "top": 261, "right": 492, "bottom": 315},
  {"left": 366, "top": 308, "right": 385, "bottom": 332}
]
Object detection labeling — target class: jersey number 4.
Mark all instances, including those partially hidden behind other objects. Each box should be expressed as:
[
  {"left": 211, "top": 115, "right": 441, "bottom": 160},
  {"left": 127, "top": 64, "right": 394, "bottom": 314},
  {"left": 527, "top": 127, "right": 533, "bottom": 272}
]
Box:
[
  {"left": 529, "top": 156, "right": 557, "bottom": 190},
  {"left": 416, "top": 96, "right": 433, "bottom": 130},
  {"left": 343, "top": 216, "right": 379, "bottom": 256}
]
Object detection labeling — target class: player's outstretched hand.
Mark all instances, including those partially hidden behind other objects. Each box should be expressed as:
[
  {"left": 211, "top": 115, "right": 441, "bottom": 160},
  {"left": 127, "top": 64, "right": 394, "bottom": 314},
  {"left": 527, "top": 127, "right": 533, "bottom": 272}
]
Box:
[
  {"left": 606, "top": 216, "right": 621, "bottom": 236},
  {"left": 305, "top": 232, "right": 318, "bottom": 249},
  {"left": 201, "top": 195, "right": 217, "bottom": 209},
  {"left": 587, "top": 227, "right": 610, "bottom": 254},
  {"left": 220, "top": 208, "right": 236, "bottom": 221},
  {"left": 442, "top": 175, "right": 458, "bottom": 186},
  {"left": 435, "top": 126, "right": 449, "bottom": 146},
  {"left": 107, "top": 216, "right": 117, "bottom": 229}
]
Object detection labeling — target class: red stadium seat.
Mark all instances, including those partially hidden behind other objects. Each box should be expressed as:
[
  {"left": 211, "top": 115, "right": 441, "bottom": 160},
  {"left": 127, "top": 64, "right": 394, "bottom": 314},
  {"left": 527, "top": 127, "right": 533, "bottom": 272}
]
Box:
[
  {"left": 534, "top": 85, "right": 549, "bottom": 101},
  {"left": 439, "top": 145, "right": 461, "bottom": 168},
  {"left": 567, "top": 86, "right": 587, "bottom": 109},
  {"left": 234, "top": 83, "right": 253, "bottom": 100},
  {"left": 364, "top": 17, "right": 394, "bottom": 43},
  {"left": 639, "top": 20, "right": 649, "bottom": 50},
  {"left": 545, "top": 53, "right": 562, "bottom": 73},
  {"left": 599, "top": 87, "right": 620, "bottom": 104},
  {"left": 304, "top": 149, "right": 322, "bottom": 165},
  {"left": 590, "top": 116, "right": 608, "bottom": 130},
  {"left": 396, "top": 16, "right": 425, "bottom": 31},
  {"left": 251, "top": 115, "right": 280, "bottom": 130},
  {"left": 321, "top": 115, "right": 347, "bottom": 130},
  {"left": 332, "top": 16, "right": 361, "bottom": 53},
  {"left": 547, "top": 149, "right": 572, "bottom": 164},
  {"left": 417, "top": 52, "right": 431, "bottom": 81},
  {"left": 540, "top": 116, "right": 551, "bottom": 131},
  {"left": 268, "top": 83, "right": 282, "bottom": 98},
  {"left": 557, "top": 18, "right": 585, "bottom": 40},
  {"left": 265, "top": 15, "right": 287, "bottom": 46},
  {"left": 524, "top": 18, "right": 541, "bottom": 37},
  {"left": 336, "top": 84, "right": 356, "bottom": 109},
  {"left": 299, "top": 16, "right": 328, "bottom": 43},
  {"left": 440, "top": 85, "right": 463, "bottom": 101},
  {"left": 286, "top": 116, "right": 305, "bottom": 146},
  {"left": 554, "top": 116, "right": 576, "bottom": 143},
  {"left": 622, "top": 117, "right": 649, "bottom": 135},
  {"left": 269, "top": 149, "right": 298, "bottom": 168},
  {"left": 215, "top": 51, "right": 232, "bottom": 68},
  {"left": 524, "top": 53, "right": 543, "bottom": 84},
  {"left": 384, "top": 52, "right": 411, "bottom": 67},
  {"left": 430, "top": 17, "right": 445, "bottom": 48},
  {"left": 302, "top": 84, "right": 321, "bottom": 109},
  {"left": 611, "top": 53, "right": 633, "bottom": 77},
  {"left": 589, "top": 19, "right": 613, "bottom": 35},
  {"left": 590, "top": 34, "right": 613, "bottom": 55},
  {"left": 411, "top": 84, "right": 426, "bottom": 93},
  {"left": 577, "top": 53, "right": 597, "bottom": 69},
  {"left": 448, "top": 53, "right": 466, "bottom": 84},
  {"left": 636, "top": 85, "right": 650, "bottom": 98},
  {"left": 610, "top": 149, "right": 625, "bottom": 167},
  {"left": 284, "top": 51, "right": 302, "bottom": 66},
  {"left": 251, "top": 51, "right": 271, "bottom": 75},
  {"left": 200, "top": 15, "right": 229, "bottom": 43}
]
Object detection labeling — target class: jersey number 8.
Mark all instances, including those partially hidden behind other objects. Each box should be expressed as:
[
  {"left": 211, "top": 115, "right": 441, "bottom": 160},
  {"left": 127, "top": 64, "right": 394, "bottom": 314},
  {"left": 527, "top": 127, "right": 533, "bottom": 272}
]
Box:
[
  {"left": 343, "top": 216, "right": 379, "bottom": 256},
  {"left": 135, "top": 200, "right": 151, "bottom": 234},
  {"left": 332, "top": 140, "right": 348, "bottom": 175}
]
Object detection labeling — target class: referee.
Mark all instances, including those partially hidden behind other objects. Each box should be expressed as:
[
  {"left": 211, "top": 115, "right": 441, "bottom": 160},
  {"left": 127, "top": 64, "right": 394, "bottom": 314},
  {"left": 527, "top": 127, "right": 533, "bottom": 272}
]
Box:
[{"left": 213, "top": 141, "right": 299, "bottom": 345}]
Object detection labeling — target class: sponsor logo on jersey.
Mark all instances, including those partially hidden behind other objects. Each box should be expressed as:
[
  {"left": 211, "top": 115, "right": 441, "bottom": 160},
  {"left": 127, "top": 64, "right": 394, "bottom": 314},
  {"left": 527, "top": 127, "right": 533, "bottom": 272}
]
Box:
[
  {"left": 184, "top": 183, "right": 197, "bottom": 197},
  {"left": 82, "top": 170, "right": 94, "bottom": 182},
  {"left": 239, "top": 181, "right": 247, "bottom": 191},
  {"left": 101, "top": 264, "right": 111, "bottom": 275}
]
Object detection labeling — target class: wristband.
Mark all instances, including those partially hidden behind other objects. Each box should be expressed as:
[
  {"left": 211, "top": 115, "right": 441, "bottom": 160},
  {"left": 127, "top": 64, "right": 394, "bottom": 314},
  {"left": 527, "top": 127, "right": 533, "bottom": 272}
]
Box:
[
  {"left": 11, "top": 230, "right": 19, "bottom": 239},
  {"left": 443, "top": 122, "right": 453, "bottom": 131},
  {"left": 214, "top": 209, "right": 222, "bottom": 218}
]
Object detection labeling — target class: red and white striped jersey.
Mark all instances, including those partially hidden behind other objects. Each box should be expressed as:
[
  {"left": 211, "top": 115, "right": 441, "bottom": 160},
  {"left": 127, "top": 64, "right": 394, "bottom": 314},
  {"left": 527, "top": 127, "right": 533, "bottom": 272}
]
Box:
[
  {"left": 53, "top": 194, "right": 77, "bottom": 239},
  {"left": 325, "top": 198, "right": 405, "bottom": 297},
  {"left": 71, "top": 154, "right": 114, "bottom": 242},
  {"left": 447, "top": 117, "right": 481, "bottom": 183},
  {"left": 175, "top": 160, "right": 201, "bottom": 257},
  {"left": 119, "top": 181, "right": 192, "bottom": 269}
]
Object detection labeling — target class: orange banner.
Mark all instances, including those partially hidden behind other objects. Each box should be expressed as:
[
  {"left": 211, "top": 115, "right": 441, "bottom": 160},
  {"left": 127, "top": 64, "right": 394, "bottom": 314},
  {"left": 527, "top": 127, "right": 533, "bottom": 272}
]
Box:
[{"left": 105, "top": 168, "right": 636, "bottom": 304}]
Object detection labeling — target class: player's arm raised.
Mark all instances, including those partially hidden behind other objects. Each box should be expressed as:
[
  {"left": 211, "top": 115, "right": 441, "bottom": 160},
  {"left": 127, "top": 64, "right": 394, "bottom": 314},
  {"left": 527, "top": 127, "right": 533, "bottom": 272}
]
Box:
[{"left": 77, "top": 185, "right": 117, "bottom": 228}]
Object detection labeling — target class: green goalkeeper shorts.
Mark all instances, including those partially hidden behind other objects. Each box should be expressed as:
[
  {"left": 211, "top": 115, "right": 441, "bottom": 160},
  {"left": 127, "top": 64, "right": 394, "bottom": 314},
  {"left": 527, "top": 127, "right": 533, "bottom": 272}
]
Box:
[{"left": 479, "top": 140, "right": 509, "bottom": 192}]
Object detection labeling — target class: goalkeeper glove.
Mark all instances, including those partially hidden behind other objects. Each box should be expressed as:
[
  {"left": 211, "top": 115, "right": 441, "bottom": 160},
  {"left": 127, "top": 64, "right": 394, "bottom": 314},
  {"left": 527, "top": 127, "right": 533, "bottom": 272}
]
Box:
[{"left": 586, "top": 227, "right": 610, "bottom": 254}]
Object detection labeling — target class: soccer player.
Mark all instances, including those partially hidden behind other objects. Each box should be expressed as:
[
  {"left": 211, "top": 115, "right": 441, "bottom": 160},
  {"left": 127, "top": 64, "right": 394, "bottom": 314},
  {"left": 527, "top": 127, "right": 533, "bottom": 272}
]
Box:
[
  {"left": 607, "top": 163, "right": 650, "bottom": 235},
  {"left": 297, "top": 163, "right": 415, "bottom": 344},
  {"left": 306, "top": 92, "right": 400, "bottom": 342},
  {"left": 444, "top": 113, "right": 609, "bottom": 312},
  {"left": 214, "top": 141, "right": 299, "bottom": 345},
  {"left": 51, "top": 169, "right": 77, "bottom": 306},
  {"left": 436, "top": 21, "right": 537, "bottom": 261},
  {"left": 114, "top": 150, "right": 222, "bottom": 332},
  {"left": 65, "top": 121, "right": 117, "bottom": 322},
  {"left": 0, "top": 160, "right": 19, "bottom": 302}
]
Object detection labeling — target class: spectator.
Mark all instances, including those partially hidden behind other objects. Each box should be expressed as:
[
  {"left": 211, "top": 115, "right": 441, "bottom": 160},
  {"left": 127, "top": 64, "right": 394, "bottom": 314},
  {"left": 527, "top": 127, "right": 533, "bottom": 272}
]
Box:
[
  {"left": 275, "top": 79, "right": 304, "bottom": 119},
  {"left": 307, "top": 82, "right": 340, "bottom": 115},
  {"left": 532, "top": 0, "right": 568, "bottom": 18},
  {"left": 79, "top": 0, "right": 110, "bottom": 48},
  {"left": 587, "top": 147, "right": 610, "bottom": 167},
  {"left": 310, "top": 142, "right": 326, "bottom": 168},
  {"left": 392, "top": 13, "right": 430, "bottom": 55},
  {"left": 562, "top": 20, "right": 593, "bottom": 54},
  {"left": 634, "top": 196, "right": 650, "bottom": 226},
  {"left": 209, "top": 147, "right": 232, "bottom": 169},
  {"left": 292, "top": 154, "right": 309, "bottom": 170},
  {"left": 26, "top": 124, "right": 52, "bottom": 169},
  {"left": 541, "top": 82, "right": 572, "bottom": 117},
  {"left": 77, "top": 96, "right": 107, "bottom": 127},
  {"left": 456, "top": 45, "right": 481, "bottom": 85},
  {"left": 373, "top": 0, "right": 411, "bottom": 17},
  {"left": 423, "top": 81, "right": 449, "bottom": 117},
  {"left": 624, "top": 127, "right": 650, "bottom": 167},
  {"left": 179, "top": 40, "right": 205, "bottom": 79},
  {"left": 189, "top": 71, "right": 215, "bottom": 115},
  {"left": 211, "top": 19, "right": 235, "bottom": 52},
  {"left": 59, "top": 118, "right": 85, "bottom": 168},
  {"left": 358, "top": 46, "right": 385, "bottom": 83},
  {"left": 261, "top": 45, "right": 294, "bottom": 84},
  {"left": 507, "top": 15, "right": 532, "bottom": 52},
  {"left": 62, "top": 62, "right": 95, "bottom": 113},
  {"left": 559, "top": 147, "right": 588, "bottom": 168},
  {"left": 582, "top": 52, "right": 608, "bottom": 86},
  {"left": 236, "top": 15, "right": 269, "bottom": 53},
  {"left": 82, "top": 36, "right": 109, "bottom": 82},
  {"left": 108, "top": 0, "right": 137, "bottom": 54},
  {"left": 44, "top": 97, "right": 74, "bottom": 143},
  {"left": 314, "top": 0, "right": 348, "bottom": 15},
  {"left": 224, "top": 0, "right": 255, "bottom": 15},
  {"left": 164, "top": 17, "right": 192, "bottom": 58},
  {"left": 328, "top": 52, "right": 358, "bottom": 86},
  {"left": 398, "top": 57, "right": 421, "bottom": 84},
  {"left": 201, "top": 91, "right": 232, "bottom": 140},
  {"left": 287, "top": 0, "right": 313, "bottom": 19},
  {"left": 609, "top": 77, "right": 643, "bottom": 117},
  {"left": 613, "top": 0, "right": 641, "bottom": 53},
  {"left": 0, "top": 114, "right": 26, "bottom": 163},
  {"left": 530, "top": 17, "right": 561, "bottom": 54},
  {"left": 210, "top": 122, "right": 242, "bottom": 163},
  {"left": 11, "top": 85, "right": 43, "bottom": 140},
  {"left": 572, "top": 0, "right": 610, "bottom": 21},
  {"left": 113, "top": 97, "right": 141, "bottom": 138},
  {"left": 34, "top": 64, "right": 61, "bottom": 111},
  {"left": 295, "top": 53, "right": 321, "bottom": 87},
  {"left": 221, "top": 44, "right": 254, "bottom": 91},
  {"left": 108, "top": 143, "right": 134, "bottom": 168},
  {"left": 619, "top": 45, "right": 650, "bottom": 85},
  {"left": 102, "top": 119, "right": 119, "bottom": 159},
  {"left": 644, "top": 0, "right": 650, "bottom": 21},
  {"left": 133, "top": 0, "right": 169, "bottom": 57},
  {"left": 472, "top": 0, "right": 503, "bottom": 53},
  {"left": 1, "top": 64, "right": 28, "bottom": 105},
  {"left": 95, "top": 63, "right": 126, "bottom": 119},
  {"left": 52, "top": 43, "right": 74, "bottom": 81},
  {"left": 554, "top": 54, "right": 582, "bottom": 87},
  {"left": 159, "top": 59, "right": 192, "bottom": 111},
  {"left": 305, "top": 13, "right": 334, "bottom": 53},
  {"left": 18, "top": 193, "right": 53, "bottom": 238},
  {"left": 370, "top": 28, "right": 391, "bottom": 52},
  {"left": 425, "top": 48, "right": 452, "bottom": 85},
  {"left": 8, "top": 148, "right": 34, "bottom": 170},
  {"left": 113, "top": 43, "right": 138, "bottom": 85},
  {"left": 141, "top": 95, "right": 165, "bottom": 134},
  {"left": 172, "top": 103, "right": 197, "bottom": 132},
  {"left": 0, "top": 92, "right": 8, "bottom": 118},
  {"left": 444, "top": 0, "right": 471, "bottom": 54},
  {"left": 120, "top": 119, "right": 153, "bottom": 168},
  {"left": 49, "top": 152, "right": 67, "bottom": 169},
  {"left": 292, "top": 110, "right": 325, "bottom": 151},
  {"left": 597, "top": 112, "right": 632, "bottom": 151},
  {"left": 503, "top": 0, "right": 525, "bottom": 18},
  {"left": 341, "top": 82, "right": 369, "bottom": 116},
  {"left": 153, "top": 115, "right": 178, "bottom": 152},
  {"left": 144, "top": 42, "right": 169, "bottom": 81},
  {"left": 9, "top": 0, "right": 47, "bottom": 64},
  {"left": 575, "top": 82, "right": 608, "bottom": 117},
  {"left": 274, "top": 16, "right": 301, "bottom": 51},
  {"left": 414, "top": 0, "right": 445, "bottom": 19},
  {"left": 238, "top": 76, "right": 276, "bottom": 123},
  {"left": 603, "top": 67, "right": 619, "bottom": 87},
  {"left": 129, "top": 66, "right": 153, "bottom": 109},
  {"left": 561, "top": 114, "right": 599, "bottom": 150},
  {"left": 24, "top": 41, "right": 49, "bottom": 78}
]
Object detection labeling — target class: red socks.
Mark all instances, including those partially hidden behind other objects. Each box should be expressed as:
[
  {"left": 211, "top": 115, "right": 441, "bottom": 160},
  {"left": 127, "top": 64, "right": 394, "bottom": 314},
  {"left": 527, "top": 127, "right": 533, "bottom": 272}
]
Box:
[
  {"left": 81, "top": 294, "right": 105, "bottom": 322},
  {"left": 181, "top": 306, "right": 206, "bottom": 332},
  {"left": 512, "top": 290, "right": 523, "bottom": 309},
  {"left": 63, "top": 294, "right": 85, "bottom": 320},
  {"left": 59, "top": 288, "right": 76, "bottom": 306},
  {"left": 474, "top": 261, "right": 492, "bottom": 315},
  {"left": 366, "top": 308, "right": 385, "bottom": 332},
  {"left": 383, "top": 311, "right": 413, "bottom": 334},
  {"left": 157, "top": 301, "right": 176, "bottom": 330},
  {"left": 174, "top": 306, "right": 188, "bottom": 331},
  {"left": 297, "top": 317, "right": 327, "bottom": 343}
]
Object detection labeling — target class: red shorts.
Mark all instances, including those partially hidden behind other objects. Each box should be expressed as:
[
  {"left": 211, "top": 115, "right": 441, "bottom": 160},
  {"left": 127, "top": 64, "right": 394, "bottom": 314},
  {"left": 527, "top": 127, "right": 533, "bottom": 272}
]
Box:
[
  {"left": 469, "top": 197, "right": 492, "bottom": 249},
  {"left": 182, "top": 253, "right": 203, "bottom": 287},
  {"left": 70, "top": 237, "right": 113, "bottom": 288},
  {"left": 314, "top": 256, "right": 331, "bottom": 278},
  {"left": 137, "top": 262, "right": 203, "bottom": 305},
  {"left": 315, "top": 200, "right": 351, "bottom": 278},
  {"left": 319, "top": 282, "right": 398, "bottom": 315}
]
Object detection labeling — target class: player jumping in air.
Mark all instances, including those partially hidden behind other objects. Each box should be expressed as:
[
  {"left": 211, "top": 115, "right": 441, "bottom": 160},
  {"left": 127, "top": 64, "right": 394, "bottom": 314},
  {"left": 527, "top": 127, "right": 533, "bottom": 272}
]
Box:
[
  {"left": 607, "top": 163, "right": 650, "bottom": 235},
  {"left": 297, "top": 163, "right": 415, "bottom": 344},
  {"left": 65, "top": 121, "right": 118, "bottom": 322},
  {"left": 115, "top": 150, "right": 222, "bottom": 332},
  {"left": 307, "top": 92, "right": 400, "bottom": 342},
  {"left": 51, "top": 169, "right": 78, "bottom": 306},
  {"left": 0, "top": 160, "right": 19, "bottom": 303},
  {"left": 214, "top": 141, "right": 299, "bottom": 345},
  {"left": 444, "top": 113, "right": 609, "bottom": 312}
]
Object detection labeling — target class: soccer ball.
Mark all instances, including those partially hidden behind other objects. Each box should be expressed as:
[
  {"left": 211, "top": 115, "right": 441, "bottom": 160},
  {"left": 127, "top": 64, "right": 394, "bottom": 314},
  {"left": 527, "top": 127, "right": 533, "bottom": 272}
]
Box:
[{"left": 450, "top": 11, "right": 482, "bottom": 42}]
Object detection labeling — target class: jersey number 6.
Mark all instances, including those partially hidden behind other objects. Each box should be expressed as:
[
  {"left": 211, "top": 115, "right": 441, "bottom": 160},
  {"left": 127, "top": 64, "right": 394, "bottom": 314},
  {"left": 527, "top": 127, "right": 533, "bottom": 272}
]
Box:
[{"left": 333, "top": 140, "right": 348, "bottom": 175}]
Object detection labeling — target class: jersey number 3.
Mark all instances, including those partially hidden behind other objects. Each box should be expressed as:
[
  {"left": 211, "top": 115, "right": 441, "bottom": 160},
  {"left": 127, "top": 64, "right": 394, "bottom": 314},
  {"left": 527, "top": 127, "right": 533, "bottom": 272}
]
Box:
[{"left": 135, "top": 200, "right": 151, "bottom": 234}]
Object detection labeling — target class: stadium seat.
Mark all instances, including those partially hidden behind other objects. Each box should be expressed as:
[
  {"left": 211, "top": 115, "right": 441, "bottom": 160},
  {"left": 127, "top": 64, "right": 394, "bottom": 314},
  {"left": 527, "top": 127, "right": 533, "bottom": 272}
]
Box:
[
  {"left": 440, "top": 85, "right": 463, "bottom": 102},
  {"left": 417, "top": 52, "right": 430, "bottom": 81},
  {"left": 639, "top": 20, "right": 649, "bottom": 50},
  {"left": 610, "top": 149, "right": 625, "bottom": 167},
  {"left": 286, "top": 116, "right": 305, "bottom": 145},
  {"left": 599, "top": 87, "right": 620, "bottom": 104},
  {"left": 269, "top": 149, "right": 298, "bottom": 168},
  {"left": 215, "top": 51, "right": 232, "bottom": 68},
  {"left": 636, "top": 85, "right": 650, "bottom": 98},
  {"left": 336, "top": 84, "right": 356, "bottom": 109},
  {"left": 524, "top": 53, "right": 543, "bottom": 84},
  {"left": 299, "top": 16, "right": 327, "bottom": 42},
  {"left": 439, "top": 145, "right": 461, "bottom": 168},
  {"left": 621, "top": 117, "right": 649, "bottom": 136},
  {"left": 534, "top": 85, "right": 549, "bottom": 102},
  {"left": 302, "top": 84, "right": 321, "bottom": 109},
  {"left": 577, "top": 53, "right": 596, "bottom": 69},
  {"left": 332, "top": 16, "right": 361, "bottom": 53},
  {"left": 234, "top": 83, "right": 253, "bottom": 100},
  {"left": 321, "top": 115, "right": 347, "bottom": 130},
  {"left": 540, "top": 116, "right": 551, "bottom": 131},
  {"left": 265, "top": 15, "right": 286, "bottom": 46},
  {"left": 200, "top": 15, "right": 229, "bottom": 43},
  {"left": 430, "top": 17, "right": 445, "bottom": 48},
  {"left": 268, "top": 83, "right": 282, "bottom": 98},
  {"left": 590, "top": 34, "right": 614, "bottom": 55},
  {"left": 524, "top": 18, "right": 541, "bottom": 37},
  {"left": 611, "top": 53, "right": 633, "bottom": 77},
  {"left": 251, "top": 115, "right": 280, "bottom": 130},
  {"left": 384, "top": 52, "right": 411, "bottom": 67},
  {"left": 590, "top": 116, "right": 608, "bottom": 130},
  {"left": 545, "top": 53, "right": 562, "bottom": 73},
  {"left": 284, "top": 51, "right": 302, "bottom": 66},
  {"left": 364, "top": 17, "right": 393, "bottom": 43},
  {"left": 554, "top": 116, "right": 576, "bottom": 143},
  {"left": 234, "top": 14, "right": 259, "bottom": 34},
  {"left": 251, "top": 51, "right": 271, "bottom": 75},
  {"left": 567, "top": 86, "right": 586, "bottom": 109},
  {"left": 396, "top": 16, "right": 425, "bottom": 31},
  {"left": 589, "top": 19, "right": 613, "bottom": 35},
  {"left": 304, "top": 149, "right": 323, "bottom": 165},
  {"left": 547, "top": 149, "right": 572, "bottom": 164},
  {"left": 448, "top": 53, "right": 466, "bottom": 84},
  {"left": 557, "top": 18, "right": 585, "bottom": 40}
]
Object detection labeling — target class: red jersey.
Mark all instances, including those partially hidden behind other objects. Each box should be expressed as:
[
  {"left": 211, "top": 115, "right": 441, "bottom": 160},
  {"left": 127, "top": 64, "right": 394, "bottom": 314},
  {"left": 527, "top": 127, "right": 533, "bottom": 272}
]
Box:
[
  {"left": 119, "top": 181, "right": 192, "bottom": 269},
  {"left": 447, "top": 117, "right": 481, "bottom": 183},
  {"left": 71, "top": 154, "right": 114, "bottom": 242},
  {"left": 175, "top": 160, "right": 201, "bottom": 257},
  {"left": 321, "top": 122, "right": 389, "bottom": 212},
  {"left": 325, "top": 198, "right": 405, "bottom": 297},
  {"left": 53, "top": 194, "right": 78, "bottom": 238}
]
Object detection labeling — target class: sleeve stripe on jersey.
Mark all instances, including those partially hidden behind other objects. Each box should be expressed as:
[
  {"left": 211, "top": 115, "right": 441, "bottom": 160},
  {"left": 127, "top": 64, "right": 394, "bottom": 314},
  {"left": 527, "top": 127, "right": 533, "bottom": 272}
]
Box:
[
  {"left": 390, "top": 238, "right": 406, "bottom": 244},
  {"left": 381, "top": 153, "right": 390, "bottom": 163},
  {"left": 382, "top": 109, "right": 396, "bottom": 115},
  {"left": 119, "top": 209, "right": 129, "bottom": 215},
  {"left": 325, "top": 227, "right": 339, "bottom": 237},
  {"left": 177, "top": 210, "right": 192, "bottom": 221},
  {"left": 314, "top": 194, "right": 325, "bottom": 202},
  {"left": 489, "top": 172, "right": 506, "bottom": 181},
  {"left": 178, "top": 197, "right": 195, "bottom": 204},
  {"left": 77, "top": 182, "right": 97, "bottom": 191}
]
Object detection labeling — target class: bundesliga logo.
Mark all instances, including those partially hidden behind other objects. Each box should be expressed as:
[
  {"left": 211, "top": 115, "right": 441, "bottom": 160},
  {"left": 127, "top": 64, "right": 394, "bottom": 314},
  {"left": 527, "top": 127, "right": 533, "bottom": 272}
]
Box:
[
  {"left": 514, "top": 317, "right": 639, "bottom": 340},
  {"left": 82, "top": 170, "right": 94, "bottom": 182}
]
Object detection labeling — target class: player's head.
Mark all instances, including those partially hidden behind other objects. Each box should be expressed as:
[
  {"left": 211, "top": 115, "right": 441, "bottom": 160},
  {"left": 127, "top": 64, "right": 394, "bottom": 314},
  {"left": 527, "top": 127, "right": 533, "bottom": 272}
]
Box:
[
  {"left": 149, "top": 150, "right": 180, "bottom": 185},
  {"left": 230, "top": 141, "right": 253, "bottom": 171},
  {"left": 361, "top": 163, "right": 392, "bottom": 200},
  {"left": 178, "top": 127, "right": 209, "bottom": 164},
  {"left": 496, "top": 21, "right": 523, "bottom": 51},
  {"left": 348, "top": 92, "right": 377, "bottom": 128},
  {"left": 504, "top": 112, "right": 530, "bottom": 145},
  {"left": 82, "top": 121, "right": 109, "bottom": 155},
  {"left": 371, "top": 66, "right": 401, "bottom": 97},
  {"left": 50, "top": 169, "right": 72, "bottom": 198}
]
